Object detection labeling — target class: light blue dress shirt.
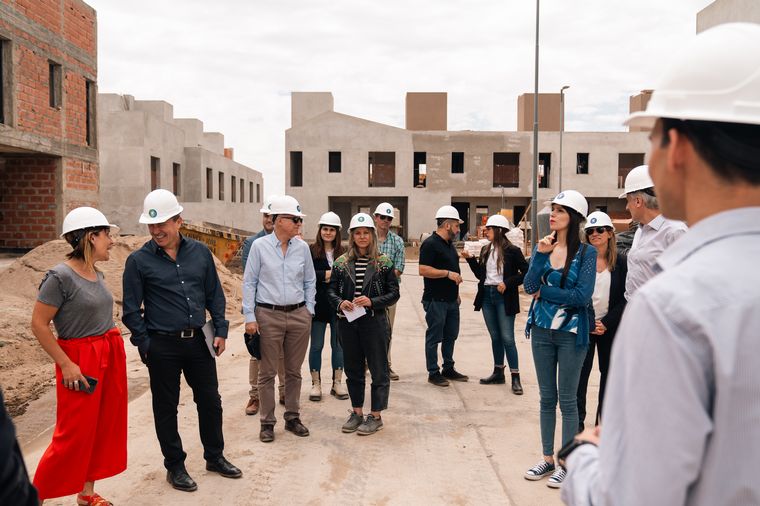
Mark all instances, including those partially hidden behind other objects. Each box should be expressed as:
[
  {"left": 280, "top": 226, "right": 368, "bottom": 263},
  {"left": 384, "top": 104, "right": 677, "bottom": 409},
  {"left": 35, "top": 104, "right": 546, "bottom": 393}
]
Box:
[{"left": 243, "top": 233, "right": 316, "bottom": 323}]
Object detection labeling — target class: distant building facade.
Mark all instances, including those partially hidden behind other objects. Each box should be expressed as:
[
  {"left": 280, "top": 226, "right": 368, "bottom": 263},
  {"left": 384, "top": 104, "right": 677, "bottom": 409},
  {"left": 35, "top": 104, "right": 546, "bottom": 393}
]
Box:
[
  {"left": 98, "top": 94, "right": 264, "bottom": 235},
  {"left": 697, "top": 0, "right": 760, "bottom": 32}
]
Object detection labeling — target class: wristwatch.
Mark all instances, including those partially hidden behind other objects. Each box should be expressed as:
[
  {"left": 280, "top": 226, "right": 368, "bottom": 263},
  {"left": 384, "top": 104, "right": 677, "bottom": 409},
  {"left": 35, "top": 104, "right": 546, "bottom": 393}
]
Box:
[{"left": 557, "top": 438, "right": 597, "bottom": 466}]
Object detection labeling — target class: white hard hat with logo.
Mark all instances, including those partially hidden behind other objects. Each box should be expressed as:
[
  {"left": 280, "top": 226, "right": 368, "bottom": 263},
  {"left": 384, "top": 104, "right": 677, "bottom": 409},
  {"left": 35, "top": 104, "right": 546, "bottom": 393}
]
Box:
[
  {"left": 61, "top": 207, "right": 119, "bottom": 237},
  {"left": 349, "top": 213, "right": 375, "bottom": 230},
  {"left": 435, "top": 205, "right": 464, "bottom": 223},
  {"left": 626, "top": 23, "right": 760, "bottom": 129},
  {"left": 618, "top": 165, "right": 654, "bottom": 198},
  {"left": 318, "top": 212, "right": 342, "bottom": 228},
  {"left": 485, "top": 214, "right": 513, "bottom": 230},
  {"left": 584, "top": 211, "right": 614, "bottom": 230},
  {"left": 139, "top": 189, "right": 184, "bottom": 224},
  {"left": 373, "top": 202, "right": 395, "bottom": 219},
  {"left": 551, "top": 190, "right": 588, "bottom": 218},
  {"left": 259, "top": 194, "right": 280, "bottom": 214},
  {"left": 268, "top": 195, "right": 306, "bottom": 217}
]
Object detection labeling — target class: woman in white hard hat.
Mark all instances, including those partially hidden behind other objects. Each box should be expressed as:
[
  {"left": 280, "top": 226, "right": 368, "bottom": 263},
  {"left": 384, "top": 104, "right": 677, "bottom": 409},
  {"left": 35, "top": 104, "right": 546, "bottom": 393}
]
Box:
[
  {"left": 31, "top": 207, "right": 126, "bottom": 506},
  {"left": 462, "top": 214, "right": 529, "bottom": 394},
  {"left": 308, "top": 211, "right": 347, "bottom": 402},
  {"left": 576, "top": 211, "right": 628, "bottom": 432},
  {"left": 327, "top": 213, "right": 399, "bottom": 436},
  {"left": 522, "top": 190, "right": 596, "bottom": 489}
]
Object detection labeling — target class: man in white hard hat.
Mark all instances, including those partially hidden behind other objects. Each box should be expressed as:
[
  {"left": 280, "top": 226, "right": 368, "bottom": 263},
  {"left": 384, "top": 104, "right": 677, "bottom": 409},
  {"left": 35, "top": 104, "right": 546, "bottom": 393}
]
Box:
[
  {"left": 619, "top": 165, "right": 687, "bottom": 300},
  {"left": 373, "top": 202, "right": 405, "bottom": 381},
  {"left": 419, "top": 205, "right": 469, "bottom": 386},
  {"left": 123, "top": 189, "right": 241, "bottom": 492},
  {"left": 562, "top": 23, "right": 760, "bottom": 505},
  {"left": 241, "top": 195, "right": 286, "bottom": 416},
  {"left": 243, "top": 195, "right": 316, "bottom": 443}
]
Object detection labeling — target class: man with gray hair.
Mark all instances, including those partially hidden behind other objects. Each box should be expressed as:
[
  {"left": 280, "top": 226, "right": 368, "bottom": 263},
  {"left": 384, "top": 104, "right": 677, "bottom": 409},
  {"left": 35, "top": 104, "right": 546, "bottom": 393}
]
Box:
[{"left": 619, "top": 165, "right": 686, "bottom": 300}]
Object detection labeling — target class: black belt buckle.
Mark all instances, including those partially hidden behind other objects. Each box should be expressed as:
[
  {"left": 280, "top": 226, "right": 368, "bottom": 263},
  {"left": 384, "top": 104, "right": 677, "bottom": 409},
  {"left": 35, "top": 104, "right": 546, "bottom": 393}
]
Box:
[{"left": 180, "top": 329, "right": 194, "bottom": 338}]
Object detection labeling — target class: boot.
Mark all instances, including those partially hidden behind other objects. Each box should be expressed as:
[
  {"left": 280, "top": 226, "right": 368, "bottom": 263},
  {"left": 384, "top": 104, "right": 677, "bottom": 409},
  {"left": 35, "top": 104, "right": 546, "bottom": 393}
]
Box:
[
  {"left": 479, "top": 366, "right": 506, "bottom": 385},
  {"left": 309, "top": 371, "right": 321, "bottom": 401},
  {"left": 331, "top": 368, "right": 349, "bottom": 400},
  {"left": 511, "top": 372, "right": 524, "bottom": 395}
]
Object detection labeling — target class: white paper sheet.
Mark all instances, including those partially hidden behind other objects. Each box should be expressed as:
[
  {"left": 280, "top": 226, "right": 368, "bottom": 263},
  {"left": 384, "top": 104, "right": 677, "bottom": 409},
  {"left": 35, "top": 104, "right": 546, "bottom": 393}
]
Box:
[{"left": 342, "top": 305, "right": 367, "bottom": 322}]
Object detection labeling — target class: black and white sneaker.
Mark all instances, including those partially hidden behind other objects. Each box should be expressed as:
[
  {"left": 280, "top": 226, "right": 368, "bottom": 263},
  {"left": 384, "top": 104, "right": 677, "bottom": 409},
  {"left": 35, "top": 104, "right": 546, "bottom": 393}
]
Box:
[
  {"left": 524, "top": 460, "right": 556, "bottom": 481},
  {"left": 546, "top": 466, "right": 566, "bottom": 488}
]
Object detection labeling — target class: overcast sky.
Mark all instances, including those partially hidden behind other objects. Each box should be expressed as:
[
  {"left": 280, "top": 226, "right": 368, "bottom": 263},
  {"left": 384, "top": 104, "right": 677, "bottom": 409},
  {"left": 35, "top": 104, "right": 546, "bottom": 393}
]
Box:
[{"left": 88, "top": 0, "right": 713, "bottom": 194}]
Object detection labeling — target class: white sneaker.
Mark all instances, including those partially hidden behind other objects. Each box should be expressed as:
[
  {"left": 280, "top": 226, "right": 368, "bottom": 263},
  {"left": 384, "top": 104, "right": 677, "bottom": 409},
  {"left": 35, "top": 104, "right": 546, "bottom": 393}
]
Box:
[
  {"left": 524, "top": 460, "right": 556, "bottom": 481},
  {"left": 546, "top": 466, "right": 566, "bottom": 488}
]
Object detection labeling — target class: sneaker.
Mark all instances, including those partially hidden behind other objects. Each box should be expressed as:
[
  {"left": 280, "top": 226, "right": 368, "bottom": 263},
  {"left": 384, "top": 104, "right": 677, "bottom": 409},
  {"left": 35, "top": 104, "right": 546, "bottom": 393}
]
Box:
[
  {"left": 342, "top": 411, "right": 364, "bottom": 433},
  {"left": 546, "top": 466, "right": 566, "bottom": 488},
  {"left": 356, "top": 414, "right": 383, "bottom": 436},
  {"left": 524, "top": 460, "right": 556, "bottom": 481},
  {"left": 428, "top": 372, "right": 450, "bottom": 387},
  {"left": 441, "top": 368, "right": 469, "bottom": 382}
]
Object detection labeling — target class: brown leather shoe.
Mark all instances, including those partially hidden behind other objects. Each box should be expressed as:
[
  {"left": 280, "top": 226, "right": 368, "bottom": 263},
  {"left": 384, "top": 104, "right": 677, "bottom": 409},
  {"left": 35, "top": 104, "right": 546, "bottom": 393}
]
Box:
[
  {"left": 245, "top": 397, "right": 259, "bottom": 416},
  {"left": 260, "top": 424, "right": 275, "bottom": 443},
  {"left": 284, "top": 418, "right": 310, "bottom": 437}
]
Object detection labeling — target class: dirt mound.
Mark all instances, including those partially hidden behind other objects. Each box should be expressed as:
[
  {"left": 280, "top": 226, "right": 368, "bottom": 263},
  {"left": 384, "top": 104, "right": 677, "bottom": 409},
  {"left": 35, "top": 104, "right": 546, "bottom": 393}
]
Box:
[{"left": 0, "top": 236, "right": 243, "bottom": 417}]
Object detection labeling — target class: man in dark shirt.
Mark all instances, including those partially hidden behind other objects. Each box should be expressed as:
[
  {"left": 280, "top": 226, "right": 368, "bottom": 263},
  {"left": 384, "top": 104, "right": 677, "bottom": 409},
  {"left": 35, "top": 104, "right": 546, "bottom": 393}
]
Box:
[
  {"left": 418, "top": 205, "right": 469, "bottom": 387},
  {"left": 122, "top": 189, "right": 241, "bottom": 492},
  {"left": 0, "top": 388, "right": 38, "bottom": 506}
]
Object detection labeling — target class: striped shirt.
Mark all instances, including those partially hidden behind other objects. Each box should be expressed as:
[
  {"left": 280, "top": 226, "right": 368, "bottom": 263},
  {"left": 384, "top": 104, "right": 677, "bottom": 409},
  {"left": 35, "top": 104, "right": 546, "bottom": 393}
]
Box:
[{"left": 354, "top": 257, "right": 369, "bottom": 297}]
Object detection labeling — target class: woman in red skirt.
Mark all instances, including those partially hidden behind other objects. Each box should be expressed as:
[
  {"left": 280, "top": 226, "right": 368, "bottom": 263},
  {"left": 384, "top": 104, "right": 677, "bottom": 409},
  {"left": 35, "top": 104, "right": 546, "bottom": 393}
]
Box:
[{"left": 31, "top": 207, "right": 127, "bottom": 506}]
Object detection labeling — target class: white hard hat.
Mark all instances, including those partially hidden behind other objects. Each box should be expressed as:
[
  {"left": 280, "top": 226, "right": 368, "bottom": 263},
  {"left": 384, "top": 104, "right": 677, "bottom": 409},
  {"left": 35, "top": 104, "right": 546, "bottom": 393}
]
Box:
[
  {"left": 618, "top": 165, "right": 654, "bottom": 199},
  {"left": 349, "top": 212, "right": 375, "bottom": 230},
  {"left": 61, "top": 207, "right": 119, "bottom": 237},
  {"left": 435, "top": 205, "right": 464, "bottom": 223},
  {"left": 269, "top": 195, "right": 306, "bottom": 217},
  {"left": 139, "top": 189, "right": 184, "bottom": 224},
  {"left": 485, "top": 214, "right": 512, "bottom": 230},
  {"left": 259, "top": 194, "right": 280, "bottom": 214},
  {"left": 584, "top": 211, "right": 614, "bottom": 230},
  {"left": 626, "top": 23, "right": 760, "bottom": 129},
  {"left": 318, "top": 211, "right": 342, "bottom": 228},
  {"left": 373, "top": 202, "right": 395, "bottom": 219},
  {"left": 551, "top": 190, "right": 588, "bottom": 218}
]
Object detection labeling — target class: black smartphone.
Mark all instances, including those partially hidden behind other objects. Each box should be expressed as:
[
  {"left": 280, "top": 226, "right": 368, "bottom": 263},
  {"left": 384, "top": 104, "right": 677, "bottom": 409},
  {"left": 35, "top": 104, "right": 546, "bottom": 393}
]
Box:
[{"left": 61, "top": 375, "right": 98, "bottom": 394}]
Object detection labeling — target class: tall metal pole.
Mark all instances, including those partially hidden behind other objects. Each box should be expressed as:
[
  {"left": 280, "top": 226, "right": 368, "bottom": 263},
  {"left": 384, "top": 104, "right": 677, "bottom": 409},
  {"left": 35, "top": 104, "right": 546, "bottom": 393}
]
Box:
[
  {"left": 559, "top": 85, "right": 569, "bottom": 192},
  {"left": 530, "top": 0, "right": 540, "bottom": 248}
]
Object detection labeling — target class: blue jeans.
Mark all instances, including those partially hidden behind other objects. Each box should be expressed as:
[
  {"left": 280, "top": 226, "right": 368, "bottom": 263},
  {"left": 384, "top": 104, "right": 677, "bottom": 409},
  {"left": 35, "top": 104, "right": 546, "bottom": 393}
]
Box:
[
  {"left": 481, "top": 286, "right": 519, "bottom": 370},
  {"left": 308, "top": 317, "right": 343, "bottom": 372},
  {"left": 422, "top": 300, "right": 459, "bottom": 374},
  {"left": 531, "top": 326, "right": 587, "bottom": 456}
]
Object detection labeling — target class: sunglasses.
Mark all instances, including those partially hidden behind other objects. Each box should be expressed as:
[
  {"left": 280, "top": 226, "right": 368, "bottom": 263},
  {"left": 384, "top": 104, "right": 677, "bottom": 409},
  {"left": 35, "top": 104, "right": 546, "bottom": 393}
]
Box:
[
  {"left": 283, "top": 216, "right": 303, "bottom": 224},
  {"left": 375, "top": 215, "right": 393, "bottom": 222},
  {"left": 585, "top": 227, "right": 611, "bottom": 235}
]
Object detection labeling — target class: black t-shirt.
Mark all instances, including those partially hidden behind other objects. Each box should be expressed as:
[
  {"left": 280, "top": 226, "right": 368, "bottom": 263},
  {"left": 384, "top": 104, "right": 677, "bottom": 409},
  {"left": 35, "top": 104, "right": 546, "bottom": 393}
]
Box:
[{"left": 419, "top": 231, "right": 461, "bottom": 302}]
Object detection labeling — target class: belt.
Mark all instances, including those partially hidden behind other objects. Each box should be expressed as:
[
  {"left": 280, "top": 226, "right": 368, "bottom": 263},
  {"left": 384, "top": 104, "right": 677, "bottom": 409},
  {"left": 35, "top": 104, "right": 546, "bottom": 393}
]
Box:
[
  {"left": 150, "top": 328, "right": 201, "bottom": 339},
  {"left": 257, "top": 302, "right": 305, "bottom": 312}
]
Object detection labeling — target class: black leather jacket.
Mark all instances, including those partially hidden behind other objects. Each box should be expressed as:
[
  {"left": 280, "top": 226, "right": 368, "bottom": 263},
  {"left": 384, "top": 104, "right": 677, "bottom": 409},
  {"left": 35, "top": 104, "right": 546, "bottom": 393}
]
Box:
[{"left": 327, "top": 253, "right": 400, "bottom": 315}]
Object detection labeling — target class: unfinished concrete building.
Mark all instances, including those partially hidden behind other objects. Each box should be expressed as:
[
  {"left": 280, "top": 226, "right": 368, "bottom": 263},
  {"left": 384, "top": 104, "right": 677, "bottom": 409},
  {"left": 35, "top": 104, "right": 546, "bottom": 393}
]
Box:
[
  {"left": 0, "top": 0, "right": 98, "bottom": 249},
  {"left": 286, "top": 92, "right": 650, "bottom": 241},
  {"left": 98, "top": 94, "right": 264, "bottom": 235}
]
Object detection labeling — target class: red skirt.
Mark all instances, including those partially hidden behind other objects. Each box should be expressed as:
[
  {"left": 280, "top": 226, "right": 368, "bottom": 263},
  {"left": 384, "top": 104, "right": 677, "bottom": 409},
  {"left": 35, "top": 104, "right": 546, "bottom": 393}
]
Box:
[{"left": 33, "top": 327, "right": 128, "bottom": 500}]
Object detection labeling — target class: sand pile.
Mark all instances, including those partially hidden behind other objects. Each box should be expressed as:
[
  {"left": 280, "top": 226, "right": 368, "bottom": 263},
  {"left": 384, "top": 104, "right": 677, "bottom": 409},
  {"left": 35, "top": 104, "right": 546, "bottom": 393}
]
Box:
[{"left": 0, "top": 236, "right": 243, "bottom": 417}]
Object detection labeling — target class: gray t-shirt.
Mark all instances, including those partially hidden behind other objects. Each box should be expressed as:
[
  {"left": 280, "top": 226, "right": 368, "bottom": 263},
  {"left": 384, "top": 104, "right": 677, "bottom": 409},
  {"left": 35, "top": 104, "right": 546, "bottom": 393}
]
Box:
[{"left": 37, "top": 263, "right": 115, "bottom": 339}]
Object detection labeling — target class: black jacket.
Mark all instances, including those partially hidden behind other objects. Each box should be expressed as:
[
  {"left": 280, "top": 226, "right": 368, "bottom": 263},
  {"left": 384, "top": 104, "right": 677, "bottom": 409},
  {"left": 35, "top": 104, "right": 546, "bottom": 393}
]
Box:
[
  {"left": 312, "top": 254, "right": 334, "bottom": 322},
  {"left": 327, "top": 254, "right": 400, "bottom": 316},
  {"left": 466, "top": 243, "right": 529, "bottom": 316},
  {"left": 0, "top": 389, "right": 38, "bottom": 506},
  {"left": 598, "top": 252, "right": 628, "bottom": 338}
]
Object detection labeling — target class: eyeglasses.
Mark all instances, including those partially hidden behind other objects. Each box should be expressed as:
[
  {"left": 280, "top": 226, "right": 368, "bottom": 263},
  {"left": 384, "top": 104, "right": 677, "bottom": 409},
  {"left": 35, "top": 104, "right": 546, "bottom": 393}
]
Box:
[
  {"left": 282, "top": 216, "right": 303, "bottom": 224},
  {"left": 375, "top": 215, "right": 393, "bottom": 222},
  {"left": 585, "top": 227, "right": 611, "bottom": 235}
]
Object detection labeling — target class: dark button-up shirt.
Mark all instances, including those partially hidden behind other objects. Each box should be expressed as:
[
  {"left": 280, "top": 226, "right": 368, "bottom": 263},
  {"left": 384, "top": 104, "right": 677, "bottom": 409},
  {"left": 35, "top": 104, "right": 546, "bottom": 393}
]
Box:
[
  {"left": 122, "top": 236, "right": 229, "bottom": 345},
  {"left": 419, "top": 231, "right": 461, "bottom": 302}
]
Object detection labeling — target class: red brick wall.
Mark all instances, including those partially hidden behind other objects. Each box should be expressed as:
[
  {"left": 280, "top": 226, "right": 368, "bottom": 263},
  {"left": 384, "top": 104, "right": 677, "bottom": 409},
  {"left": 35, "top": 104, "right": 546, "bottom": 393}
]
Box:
[
  {"left": 0, "top": 157, "right": 59, "bottom": 249},
  {"left": 63, "top": 158, "right": 98, "bottom": 193}
]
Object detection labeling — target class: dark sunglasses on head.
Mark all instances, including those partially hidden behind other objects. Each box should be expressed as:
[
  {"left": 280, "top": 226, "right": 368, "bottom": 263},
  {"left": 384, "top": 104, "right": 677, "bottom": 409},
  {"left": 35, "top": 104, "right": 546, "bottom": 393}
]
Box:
[
  {"left": 283, "top": 216, "right": 302, "bottom": 224},
  {"left": 375, "top": 215, "right": 393, "bottom": 222},
  {"left": 585, "top": 226, "right": 611, "bottom": 235}
]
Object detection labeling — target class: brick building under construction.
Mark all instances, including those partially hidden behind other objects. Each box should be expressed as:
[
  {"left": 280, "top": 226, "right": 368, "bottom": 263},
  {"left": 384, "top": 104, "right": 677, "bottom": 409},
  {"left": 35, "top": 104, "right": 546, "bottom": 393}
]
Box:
[{"left": 0, "top": 0, "right": 98, "bottom": 250}]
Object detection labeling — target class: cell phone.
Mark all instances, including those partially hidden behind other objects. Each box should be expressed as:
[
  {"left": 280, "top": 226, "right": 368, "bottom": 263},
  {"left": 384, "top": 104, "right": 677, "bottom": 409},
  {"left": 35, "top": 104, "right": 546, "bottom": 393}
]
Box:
[{"left": 61, "top": 375, "right": 98, "bottom": 394}]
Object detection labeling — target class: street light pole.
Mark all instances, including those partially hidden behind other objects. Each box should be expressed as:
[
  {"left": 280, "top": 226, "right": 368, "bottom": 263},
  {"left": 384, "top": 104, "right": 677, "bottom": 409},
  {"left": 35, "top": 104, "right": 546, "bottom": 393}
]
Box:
[
  {"left": 531, "top": 0, "right": 540, "bottom": 249},
  {"left": 559, "top": 85, "right": 570, "bottom": 192}
]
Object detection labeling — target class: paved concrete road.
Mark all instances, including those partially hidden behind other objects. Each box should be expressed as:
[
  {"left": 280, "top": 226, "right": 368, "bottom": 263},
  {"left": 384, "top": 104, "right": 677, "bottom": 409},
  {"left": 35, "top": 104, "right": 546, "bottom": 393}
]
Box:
[{"left": 24, "top": 260, "right": 599, "bottom": 505}]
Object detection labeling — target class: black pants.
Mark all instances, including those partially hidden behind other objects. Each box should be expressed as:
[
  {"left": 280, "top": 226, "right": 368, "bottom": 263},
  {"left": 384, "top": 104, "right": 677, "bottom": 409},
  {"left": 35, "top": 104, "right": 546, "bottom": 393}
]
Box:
[
  {"left": 576, "top": 330, "right": 614, "bottom": 430},
  {"left": 338, "top": 314, "right": 390, "bottom": 412},
  {"left": 147, "top": 333, "right": 224, "bottom": 471}
]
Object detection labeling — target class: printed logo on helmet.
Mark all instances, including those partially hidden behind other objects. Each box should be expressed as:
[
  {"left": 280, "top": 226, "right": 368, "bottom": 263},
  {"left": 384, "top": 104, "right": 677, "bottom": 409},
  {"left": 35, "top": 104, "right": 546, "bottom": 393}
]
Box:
[
  {"left": 557, "top": 192, "right": 565, "bottom": 200},
  {"left": 386, "top": 208, "right": 392, "bottom": 214},
  {"left": 590, "top": 217, "right": 597, "bottom": 224},
  {"left": 358, "top": 216, "right": 365, "bottom": 222},
  {"left": 297, "top": 205, "right": 301, "bottom": 212},
  {"left": 149, "top": 209, "right": 157, "bottom": 218}
]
